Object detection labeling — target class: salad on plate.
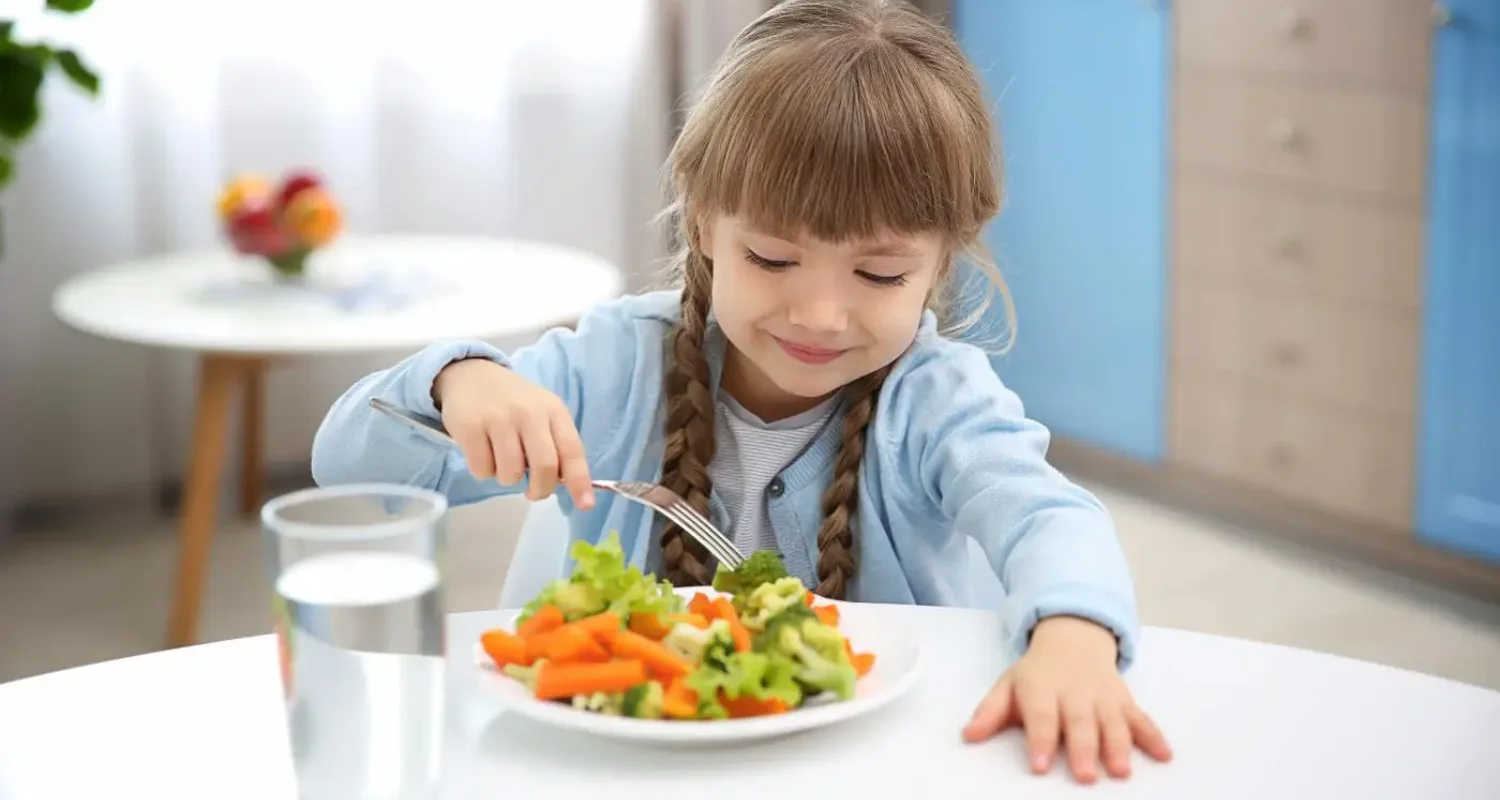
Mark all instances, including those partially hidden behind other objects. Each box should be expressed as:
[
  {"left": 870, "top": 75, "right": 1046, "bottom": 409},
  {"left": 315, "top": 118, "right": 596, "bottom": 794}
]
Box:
[{"left": 477, "top": 533, "right": 877, "bottom": 721}]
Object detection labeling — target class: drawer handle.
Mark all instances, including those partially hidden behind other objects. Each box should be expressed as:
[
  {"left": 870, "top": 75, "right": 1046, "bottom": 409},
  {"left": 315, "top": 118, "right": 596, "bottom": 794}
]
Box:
[
  {"left": 1275, "top": 8, "right": 1310, "bottom": 39},
  {"left": 1268, "top": 443, "right": 1296, "bottom": 468},
  {"left": 1272, "top": 343, "right": 1303, "bottom": 367},
  {"left": 1268, "top": 118, "right": 1301, "bottom": 148}
]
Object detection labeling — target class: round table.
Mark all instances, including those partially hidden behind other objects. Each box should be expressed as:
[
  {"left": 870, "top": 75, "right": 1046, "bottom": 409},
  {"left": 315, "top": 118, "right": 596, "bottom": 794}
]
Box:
[
  {"left": 1, "top": 606, "right": 1496, "bottom": 799},
  {"left": 49, "top": 235, "right": 624, "bottom": 647}
]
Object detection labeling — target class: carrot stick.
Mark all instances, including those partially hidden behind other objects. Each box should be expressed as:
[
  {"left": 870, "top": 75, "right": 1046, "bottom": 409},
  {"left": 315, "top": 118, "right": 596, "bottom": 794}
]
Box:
[
  {"left": 688, "top": 592, "right": 716, "bottom": 620},
  {"left": 544, "top": 626, "right": 610, "bottom": 664},
  {"left": 533, "top": 659, "right": 648, "bottom": 701},
  {"left": 804, "top": 592, "right": 816, "bottom": 607},
  {"left": 719, "top": 691, "right": 790, "bottom": 718},
  {"left": 851, "top": 651, "right": 875, "bottom": 677},
  {"left": 605, "top": 629, "right": 693, "bottom": 679},
  {"left": 711, "top": 596, "right": 751, "bottom": 653},
  {"left": 569, "top": 611, "right": 623, "bottom": 639},
  {"left": 665, "top": 612, "right": 710, "bottom": 630},
  {"left": 480, "top": 629, "right": 530, "bottom": 667},
  {"left": 627, "top": 613, "right": 672, "bottom": 640},
  {"left": 517, "top": 604, "right": 565, "bottom": 638},
  {"left": 663, "top": 678, "right": 698, "bottom": 719},
  {"left": 813, "top": 605, "right": 840, "bottom": 627}
]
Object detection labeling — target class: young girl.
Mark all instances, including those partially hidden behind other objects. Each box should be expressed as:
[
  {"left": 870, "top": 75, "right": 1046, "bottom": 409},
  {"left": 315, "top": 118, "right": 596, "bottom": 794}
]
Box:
[{"left": 313, "top": 0, "right": 1171, "bottom": 783}]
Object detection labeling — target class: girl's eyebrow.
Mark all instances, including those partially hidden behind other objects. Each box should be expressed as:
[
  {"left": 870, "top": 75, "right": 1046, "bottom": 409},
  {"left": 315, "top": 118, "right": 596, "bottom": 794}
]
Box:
[{"left": 859, "top": 242, "right": 922, "bottom": 258}]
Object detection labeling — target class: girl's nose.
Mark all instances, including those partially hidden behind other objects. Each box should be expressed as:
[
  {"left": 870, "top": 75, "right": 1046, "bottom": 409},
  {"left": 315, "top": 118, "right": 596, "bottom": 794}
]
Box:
[{"left": 786, "top": 290, "right": 848, "bottom": 333}]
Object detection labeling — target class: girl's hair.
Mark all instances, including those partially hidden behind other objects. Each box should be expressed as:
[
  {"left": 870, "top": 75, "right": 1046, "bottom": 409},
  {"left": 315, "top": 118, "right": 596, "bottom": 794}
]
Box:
[{"left": 657, "top": 0, "right": 1010, "bottom": 596}]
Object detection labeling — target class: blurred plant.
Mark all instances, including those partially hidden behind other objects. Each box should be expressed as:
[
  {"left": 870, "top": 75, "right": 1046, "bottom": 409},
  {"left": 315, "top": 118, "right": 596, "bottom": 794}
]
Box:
[{"left": 0, "top": 0, "right": 100, "bottom": 254}]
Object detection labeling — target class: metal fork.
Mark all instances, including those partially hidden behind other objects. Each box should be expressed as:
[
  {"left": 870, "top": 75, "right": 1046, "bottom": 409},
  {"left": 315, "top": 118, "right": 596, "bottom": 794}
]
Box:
[{"left": 367, "top": 397, "right": 745, "bottom": 569}]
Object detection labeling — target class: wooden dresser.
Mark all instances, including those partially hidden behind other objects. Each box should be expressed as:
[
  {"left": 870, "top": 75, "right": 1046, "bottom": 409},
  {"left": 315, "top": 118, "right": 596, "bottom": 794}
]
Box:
[{"left": 1168, "top": 1, "right": 1433, "bottom": 533}]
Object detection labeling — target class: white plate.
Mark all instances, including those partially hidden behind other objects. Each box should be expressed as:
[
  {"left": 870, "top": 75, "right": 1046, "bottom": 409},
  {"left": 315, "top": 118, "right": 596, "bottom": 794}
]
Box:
[{"left": 470, "top": 589, "right": 922, "bottom": 745}]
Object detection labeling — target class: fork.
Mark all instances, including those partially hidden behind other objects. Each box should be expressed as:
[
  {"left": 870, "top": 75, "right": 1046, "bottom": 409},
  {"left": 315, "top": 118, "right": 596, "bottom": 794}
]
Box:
[{"left": 367, "top": 397, "right": 745, "bottom": 570}]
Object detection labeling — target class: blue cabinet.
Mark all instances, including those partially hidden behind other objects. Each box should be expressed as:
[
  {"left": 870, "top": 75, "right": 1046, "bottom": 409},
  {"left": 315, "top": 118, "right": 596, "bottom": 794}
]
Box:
[
  {"left": 1416, "top": 1, "right": 1500, "bottom": 564},
  {"left": 952, "top": 1, "right": 1169, "bottom": 463}
]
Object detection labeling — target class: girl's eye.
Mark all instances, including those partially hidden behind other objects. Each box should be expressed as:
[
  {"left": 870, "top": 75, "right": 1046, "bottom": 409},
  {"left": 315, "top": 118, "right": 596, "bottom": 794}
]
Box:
[
  {"left": 857, "top": 271, "right": 909, "bottom": 287},
  {"left": 745, "top": 248, "right": 793, "bottom": 270}
]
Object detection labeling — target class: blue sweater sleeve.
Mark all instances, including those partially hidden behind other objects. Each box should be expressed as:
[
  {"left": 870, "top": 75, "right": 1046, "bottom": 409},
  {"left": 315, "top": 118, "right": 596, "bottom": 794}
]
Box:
[
  {"left": 889, "top": 341, "right": 1142, "bottom": 669},
  {"left": 311, "top": 299, "right": 644, "bottom": 508}
]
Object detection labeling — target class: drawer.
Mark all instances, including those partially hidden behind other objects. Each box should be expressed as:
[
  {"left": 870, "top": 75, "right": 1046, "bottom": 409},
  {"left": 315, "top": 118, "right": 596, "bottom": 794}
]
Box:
[
  {"left": 1167, "top": 367, "right": 1250, "bottom": 482},
  {"left": 1173, "top": 177, "right": 1423, "bottom": 310},
  {"left": 1175, "top": 71, "right": 1427, "bottom": 201},
  {"left": 1171, "top": 282, "right": 1420, "bottom": 419},
  {"left": 1176, "top": 0, "right": 1433, "bottom": 93},
  {"left": 1239, "top": 392, "right": 1415, "bottom": 529}
]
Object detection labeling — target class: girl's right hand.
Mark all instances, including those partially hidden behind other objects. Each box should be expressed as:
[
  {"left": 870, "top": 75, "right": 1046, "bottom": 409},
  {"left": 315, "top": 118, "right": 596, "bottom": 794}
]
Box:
[{"left": 432, "top": 358, "right": 595, "bottom": 509}]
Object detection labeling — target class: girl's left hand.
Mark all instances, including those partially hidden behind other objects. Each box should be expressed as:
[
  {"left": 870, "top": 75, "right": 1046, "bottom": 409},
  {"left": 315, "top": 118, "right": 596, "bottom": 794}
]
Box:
[{"left": 961, "top": 615, "right": 1173, "bottom": 783}]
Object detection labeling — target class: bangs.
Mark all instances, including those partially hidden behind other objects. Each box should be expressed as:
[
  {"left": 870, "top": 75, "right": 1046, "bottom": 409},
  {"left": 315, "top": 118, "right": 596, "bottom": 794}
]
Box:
[{"left": 677, "top": 37, "right": 996, "bottom": 244}]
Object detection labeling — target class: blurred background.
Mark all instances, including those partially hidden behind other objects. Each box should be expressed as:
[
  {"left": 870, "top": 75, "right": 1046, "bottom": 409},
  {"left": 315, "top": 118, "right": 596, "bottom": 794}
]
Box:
[{"left": 1, "top": 0, "right": 1497, "bottom": 689}]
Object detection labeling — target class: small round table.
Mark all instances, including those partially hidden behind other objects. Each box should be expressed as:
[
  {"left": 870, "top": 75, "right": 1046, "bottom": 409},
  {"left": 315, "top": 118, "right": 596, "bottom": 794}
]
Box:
[
  {"left": 1, "top": 607, "right": 1497, "bottom": 799},
  {"left": 49, "top": 235, "right": 624, "bottom": 647}
]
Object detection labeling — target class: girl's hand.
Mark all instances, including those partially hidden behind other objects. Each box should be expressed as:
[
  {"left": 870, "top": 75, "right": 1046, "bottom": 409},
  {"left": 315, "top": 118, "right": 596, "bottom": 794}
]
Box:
[
  {"left": 962, "top": 615, "right": 1172, "bottom": 783},
  {"left": 431, "top": 358, "right": 594, "bottom": 509}
]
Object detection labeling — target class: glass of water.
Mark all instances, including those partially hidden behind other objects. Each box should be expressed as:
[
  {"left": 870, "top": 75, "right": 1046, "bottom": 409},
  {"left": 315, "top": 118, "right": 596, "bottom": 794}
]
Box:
[{"left": 262, "top": 483, "right": 449, "bottom": 800}]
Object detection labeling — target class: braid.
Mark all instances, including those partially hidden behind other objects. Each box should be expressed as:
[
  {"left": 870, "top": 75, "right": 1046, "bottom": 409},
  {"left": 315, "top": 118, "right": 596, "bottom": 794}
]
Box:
[
  {"left": 813, "top": 364, "right": 892, "bottom": 599},
  {"left": 659, "top": 251, "right": 717, "bottom": 586}
]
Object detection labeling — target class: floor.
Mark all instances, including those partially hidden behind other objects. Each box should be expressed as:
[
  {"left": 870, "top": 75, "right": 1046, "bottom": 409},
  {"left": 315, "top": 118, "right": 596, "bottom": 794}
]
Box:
[{"left": 3, "top": 483, "right": 1500, "bottom": 689}]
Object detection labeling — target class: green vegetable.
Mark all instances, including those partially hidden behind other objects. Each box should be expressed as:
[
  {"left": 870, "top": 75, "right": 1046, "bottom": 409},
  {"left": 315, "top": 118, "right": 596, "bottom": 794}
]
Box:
[
  {"left": 686, "top": 650, "right": 804, "bottom": 709},
  {"left": 622, "top": 680, "right": 665, "bottom": 719},
  {"left": 661, "top": 618, "right": 735, "bottom": 663},
  {"left": 757, "top": 604, "right": 857, "bottom": 701},
  {"left": 712, "top": 549, "right": 791, "bottom": 600},
  {"left": 571, "top": 691, "right": 626, "bottom": 715},
  {"left": 740, "top": 576, "right": 810, "bottom": 630},
  {"left": 519, "top": 532, "right": 683, "bottom": 624},
  {"left": 503, "top": 660, "right": 544, "bottom": 693}
]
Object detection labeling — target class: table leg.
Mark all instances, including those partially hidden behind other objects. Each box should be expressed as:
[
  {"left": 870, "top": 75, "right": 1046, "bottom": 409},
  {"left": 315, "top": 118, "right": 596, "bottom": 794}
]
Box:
[
  {"left": 166, "top": 355, "right": 241, "bottom": 648},
  {"left": 239, "top": 358, "right": 267, "bottom": 518}
]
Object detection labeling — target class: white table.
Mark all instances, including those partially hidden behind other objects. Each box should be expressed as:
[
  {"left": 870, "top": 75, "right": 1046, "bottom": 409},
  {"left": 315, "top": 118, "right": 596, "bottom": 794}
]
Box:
[
  {"left": 2, "top": 606, "right": 1497, "bottom": 799},
  {"left": 49, "top": 236, "right": 624, "bottom": 647}
]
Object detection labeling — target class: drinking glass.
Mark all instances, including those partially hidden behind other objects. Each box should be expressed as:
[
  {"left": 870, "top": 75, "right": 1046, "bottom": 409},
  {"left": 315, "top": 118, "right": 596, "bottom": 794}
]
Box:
[{"left": 262, "top": 483, "right": 450, "bottom": 800}]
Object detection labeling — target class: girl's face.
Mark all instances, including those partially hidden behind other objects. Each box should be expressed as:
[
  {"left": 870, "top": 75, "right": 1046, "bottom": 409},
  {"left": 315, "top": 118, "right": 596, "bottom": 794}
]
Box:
[{"left": 702, "top": 214, "right": 944, "bottom": 420}]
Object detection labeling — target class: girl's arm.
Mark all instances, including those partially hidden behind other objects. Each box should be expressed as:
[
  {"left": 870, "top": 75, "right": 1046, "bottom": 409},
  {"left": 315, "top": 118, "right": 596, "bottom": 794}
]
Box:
[
  {"left": 310, "top": 298, "right": 646, "bottom": 508},
  {"left": 888, "top": 341, "right": 1142, "bottom": 669}
]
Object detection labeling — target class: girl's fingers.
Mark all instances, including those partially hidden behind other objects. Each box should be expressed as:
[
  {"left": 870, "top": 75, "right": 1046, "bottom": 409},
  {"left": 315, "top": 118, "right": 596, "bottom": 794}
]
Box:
[
  {"left": 550, "top": 414, "right": 595, "bottom": 510},
  {"left": 517, "top": 413, "right": 560, "bottom": 501},
  {"left": 1126, "top": 703, "right": 1174, "bottom": 762},
  {"left": 962, "top": 673, "right": 1015, "bottom": 743},
  {"left": 455, "top": 425, "right": 495, "bottom": 480},
  {"left": 1098, "top": 703, "right": 1134, "bottom": 779},
  {"left": 1061, "top": 698, "right": 1101, "bottom": 784},
  {"left": 486, "top": 421, "right": 526, "bottom": 486},
  {"left": 1019, "top": 690, "right": 1061, "bottom": 774}
]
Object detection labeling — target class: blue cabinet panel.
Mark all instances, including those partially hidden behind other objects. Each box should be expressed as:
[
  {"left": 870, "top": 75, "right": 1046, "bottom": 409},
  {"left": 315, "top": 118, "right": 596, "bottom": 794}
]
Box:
[
  {"left": 1417, "top": 1, "right": 1500, "bottom": 563},
  {"left": 952, "top": 1, "right": 1169, "bottom": 463}
]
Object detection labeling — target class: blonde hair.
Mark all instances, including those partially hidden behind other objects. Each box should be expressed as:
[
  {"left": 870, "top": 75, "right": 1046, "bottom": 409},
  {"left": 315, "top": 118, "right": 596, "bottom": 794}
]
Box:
[{"left": 657, "top": 0, "right": 1011, "bottom": 596}]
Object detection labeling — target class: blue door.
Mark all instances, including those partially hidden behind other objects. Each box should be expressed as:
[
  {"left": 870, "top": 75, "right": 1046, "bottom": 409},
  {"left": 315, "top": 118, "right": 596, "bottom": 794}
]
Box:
[
  {"left": 1416, "top": 1, "right": 1500, "bottom": 564},
  {"left": 951, "top": 1, "right": 1169, "bottom": 463}
]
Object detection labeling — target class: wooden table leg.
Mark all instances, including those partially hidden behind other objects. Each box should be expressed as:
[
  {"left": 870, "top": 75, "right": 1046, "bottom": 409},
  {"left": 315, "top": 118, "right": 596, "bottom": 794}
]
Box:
[
  {"left": 239, "top": 358, "right": 268, "bottom": 518},
  {"left": 166, "top": 355, "right": 241, "bottom": 648}
]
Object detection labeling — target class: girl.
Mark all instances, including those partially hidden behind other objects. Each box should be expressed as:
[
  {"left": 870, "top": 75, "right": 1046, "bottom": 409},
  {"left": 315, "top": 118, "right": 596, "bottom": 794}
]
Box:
[{"left": 313, "top": 0, "right": 1171, "bottom": 783}]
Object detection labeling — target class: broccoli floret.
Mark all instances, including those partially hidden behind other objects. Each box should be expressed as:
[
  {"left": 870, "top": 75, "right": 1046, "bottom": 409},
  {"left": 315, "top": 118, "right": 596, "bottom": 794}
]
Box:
[
  {"left": 621, "top": 681, "right": 664, "bottom": 719},
  {"left": 760, "top": 611, "right": 857, "bottom": 701},
  {"left": 661, "top": 618, "right": 735, "bottom": 664},
  {"left": 712, "top": 549, "right": 791, "bottom": 598},
  {"left": 502, "top": 660, "right": 544, "bottom": 693},
  {"left": 740, "top": 576, "right": 811, "bottom": 630},
  {"left": 571, "top": 691, "right": 626, "bottom": 715}
]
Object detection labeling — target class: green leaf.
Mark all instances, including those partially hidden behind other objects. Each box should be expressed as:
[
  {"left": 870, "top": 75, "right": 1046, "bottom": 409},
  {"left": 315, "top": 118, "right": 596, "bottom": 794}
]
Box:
[
  {"left": 54, "top": 49, "right": 98, "bottom": 94},
  {"left": 0, "top": 54, "right": 46, "bottom": 140},
  {"left": 46, "top": 0, "right": 96, "bottom": 12},
  {"left": 0, "top": 149, "right": 13, "bottom": 191},
  {"left": 0, "top": 22, "right": 14, "bottom": 41}
]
